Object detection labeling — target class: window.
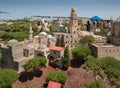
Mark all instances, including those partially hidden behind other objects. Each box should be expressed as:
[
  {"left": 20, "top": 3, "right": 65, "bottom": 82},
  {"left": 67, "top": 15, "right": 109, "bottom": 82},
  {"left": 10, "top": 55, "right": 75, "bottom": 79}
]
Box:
[
  {"left": 106, "top": 49, "right": 107, "bottom": 52},
  {"left": 37, "top": 53, "right": 43, "bottom": 57},
  {"left": 30, "top": 53, "right": 33, "bottom": 56},
  {"left": 54, "top": 51, "right": 56, "bottom": 54},
  {"left": 117, "top": 49, "right": 119, "bottom": 52},
  {"left": 109, "top": 49, "right": 111, "bottom": 52}
]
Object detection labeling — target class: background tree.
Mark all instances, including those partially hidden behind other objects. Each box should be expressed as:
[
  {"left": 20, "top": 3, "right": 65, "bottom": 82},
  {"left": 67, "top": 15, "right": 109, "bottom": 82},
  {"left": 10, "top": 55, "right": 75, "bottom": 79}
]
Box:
[
  {"left": 62, "top": 46, "right": 71, "bottom": 70},
  {"left": 23, "top": 57, "right": 47, "bottom": 71},
  {"left": 0, "top": 69, "right": 19, "bottom": 88},
  {"left": 45, "top": 71, "right": 67, "bottom": 85},
  {"left": 80, "top": 35, "right": 95, "bottom": 46}
]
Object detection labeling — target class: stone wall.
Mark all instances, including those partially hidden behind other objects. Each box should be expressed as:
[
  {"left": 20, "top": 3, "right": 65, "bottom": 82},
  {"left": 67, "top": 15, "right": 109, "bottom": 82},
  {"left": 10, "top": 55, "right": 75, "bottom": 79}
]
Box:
[
  {"left": 90, "top": 43, "right": 120, "bottom": 60},
  {"left": 110, "top": 21, "right": 120, "bottom": 45}
]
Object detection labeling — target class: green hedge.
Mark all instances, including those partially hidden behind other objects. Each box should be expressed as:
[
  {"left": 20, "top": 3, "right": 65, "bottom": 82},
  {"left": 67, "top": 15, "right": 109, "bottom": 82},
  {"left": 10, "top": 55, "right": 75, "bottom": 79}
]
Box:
[
  {"left": 45, "top": 71, "right": 67, "bottom": 85},
  {"left": 0, "top": 69, "right": 19, "bottom": 88}
]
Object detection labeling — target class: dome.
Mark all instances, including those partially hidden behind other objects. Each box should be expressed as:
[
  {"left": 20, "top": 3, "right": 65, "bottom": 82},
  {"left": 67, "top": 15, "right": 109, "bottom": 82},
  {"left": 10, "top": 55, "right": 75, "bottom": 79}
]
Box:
[
  {"left": 47, "top": 35, "right": 53, "bottom": 38},
  {"left": 38, "top": 44, "right": 48, "bottom": 50},
  {"left": 72, "top": 7, "right": 76, "bottom": 12},
  {"left": 8, "top": 39, "right": 19, "bottom": 46},
  {"left": 39, "top": 31, "right": 47, "bottom": 36},
  {"left": 58, "top": 24, "right": 64, "bottom": 27}
]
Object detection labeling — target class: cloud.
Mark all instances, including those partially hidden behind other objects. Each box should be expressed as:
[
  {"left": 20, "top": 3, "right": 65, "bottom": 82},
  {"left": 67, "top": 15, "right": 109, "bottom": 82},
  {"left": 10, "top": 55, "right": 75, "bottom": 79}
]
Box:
[{"left": 0, "top": 11, "right": 10, "bottom": 14}]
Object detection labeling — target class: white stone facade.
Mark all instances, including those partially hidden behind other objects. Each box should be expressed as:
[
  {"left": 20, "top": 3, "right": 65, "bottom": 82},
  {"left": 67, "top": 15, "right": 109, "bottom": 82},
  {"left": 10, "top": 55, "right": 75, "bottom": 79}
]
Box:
[{"left": 0, "top": 26, "right": 56, "bottom": 72}]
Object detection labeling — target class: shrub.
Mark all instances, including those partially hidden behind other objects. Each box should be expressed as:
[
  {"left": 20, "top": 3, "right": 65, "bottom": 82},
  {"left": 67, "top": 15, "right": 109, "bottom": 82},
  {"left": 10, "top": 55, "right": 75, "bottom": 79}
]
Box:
[
  {"left": 82, "top": 80, "right": 107, "bottom": 88},
  {"left": 85, "top": 56, "right": 120, "bottom": 87},
  {"left": 23, "top": 57, "right": 47, "bottom": 71},
  {"left": 0, "top": 69, "right": 19, "bottom": 88},
  {"left": 45, "top": 71, "right": 67, "bottom": 85},
  {"left": 72, "top": 46, "right": 91, "bottom": 60}
]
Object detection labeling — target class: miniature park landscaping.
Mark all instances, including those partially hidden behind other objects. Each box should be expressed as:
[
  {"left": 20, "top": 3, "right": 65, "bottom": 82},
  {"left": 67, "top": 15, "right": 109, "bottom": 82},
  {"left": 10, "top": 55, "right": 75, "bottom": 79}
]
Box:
[{"left": 0, "top": 17, "right": 120, "bottom": 88}]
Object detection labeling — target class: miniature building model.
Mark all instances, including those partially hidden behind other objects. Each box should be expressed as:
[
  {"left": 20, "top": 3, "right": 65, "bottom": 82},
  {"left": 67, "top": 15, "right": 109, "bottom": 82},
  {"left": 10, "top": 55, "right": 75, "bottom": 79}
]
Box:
[
  {"left": 0, "top": 25, "right": 58, "bottom": 73},
  {"left": 48, "top": 46, "right": 64, "bottom": 67},
  {"left": 53, "top": 7, "right": 82, "bottom": 50},
  {"left": 37, "top": 18, "right": 50, "bottom": 31},
  {"left": 90, "top": 21, "right": 120, "bottom": 60},
  {"left": 109, "top": 21, "right": 120, "bottom": 45}
]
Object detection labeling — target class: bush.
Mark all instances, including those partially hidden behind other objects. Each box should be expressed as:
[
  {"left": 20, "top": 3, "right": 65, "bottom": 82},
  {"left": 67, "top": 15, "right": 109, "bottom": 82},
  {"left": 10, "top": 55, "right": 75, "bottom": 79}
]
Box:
[
  {"left": 85, "top": 56, "right": 120, "bottom": 87},
  {"left": 82, "top": 80, "right": 107, "bottom": 88},
  {"left": 45, "top": 71, "right": 67, "bottom": 85},
  {"left": 0, "top": 69, "right": 19, "bottom": 88},
  {"left": 72, "top": 46, "right": 91, "bottom": 60},
  {"left": 23, "top": 57, "right": 47, "bottom": 71}
]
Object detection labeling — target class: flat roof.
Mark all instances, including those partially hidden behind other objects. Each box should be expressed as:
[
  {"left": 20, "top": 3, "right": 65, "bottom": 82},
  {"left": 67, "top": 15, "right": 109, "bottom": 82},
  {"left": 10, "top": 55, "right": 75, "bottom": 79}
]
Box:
[
  {"left": 49, "top": 46, "right": 64, "bottom": 51},
  {"left": 91, "top": 43, "right": 115, "bottom": 47}
]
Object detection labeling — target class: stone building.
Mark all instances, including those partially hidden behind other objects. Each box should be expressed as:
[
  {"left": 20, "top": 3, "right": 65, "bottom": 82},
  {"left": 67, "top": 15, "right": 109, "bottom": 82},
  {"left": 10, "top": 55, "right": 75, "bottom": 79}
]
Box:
[
  {"left": 37, "top": 18, "right": 50, "bottom": 31},
  {"left": 48, "top": 46, "right": 64, "bottom": 67},
  {"left": 109, "top": 21, "right": 120, "bottom": 45},
  {"left": 0, "top": 25, "right": 61, "bottom": 73},
  {"left": 90, "top": 21, "right": 120, "bottom": 60},
  {"left": 53, "top": 7, "right": 82, "bottom": 50}
]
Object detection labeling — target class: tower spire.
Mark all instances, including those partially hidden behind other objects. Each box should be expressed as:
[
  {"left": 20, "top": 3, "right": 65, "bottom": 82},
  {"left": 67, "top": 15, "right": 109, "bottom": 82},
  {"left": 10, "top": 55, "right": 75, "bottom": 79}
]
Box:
[{"left": 29, "top": 23, "right": 33, "bottom": 42}]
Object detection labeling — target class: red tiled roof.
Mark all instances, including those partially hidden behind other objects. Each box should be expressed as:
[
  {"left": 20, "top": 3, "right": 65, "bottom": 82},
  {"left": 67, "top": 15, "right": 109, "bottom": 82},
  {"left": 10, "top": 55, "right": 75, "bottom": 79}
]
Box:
[
  {"left": 49, "top": 46, "right": 64, "bottom": 51},
  {"left": 47, "top": 81, "right": 61, "bottom": 88}
]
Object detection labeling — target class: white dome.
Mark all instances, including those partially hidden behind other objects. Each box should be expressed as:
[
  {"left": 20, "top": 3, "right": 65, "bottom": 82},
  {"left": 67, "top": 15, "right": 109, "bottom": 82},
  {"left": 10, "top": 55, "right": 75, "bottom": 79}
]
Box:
[
  {"left": 47, "top": 35, "right": 53, "bottom": 38},
  {"left": 39, "top": 32, "right": 47, "bottom": 36},
  {"left": 38, "top": 44, "right": 47, "bottom": 50},
  {"left": 8, "top": 39, "right": 19, "bottom": 46}
]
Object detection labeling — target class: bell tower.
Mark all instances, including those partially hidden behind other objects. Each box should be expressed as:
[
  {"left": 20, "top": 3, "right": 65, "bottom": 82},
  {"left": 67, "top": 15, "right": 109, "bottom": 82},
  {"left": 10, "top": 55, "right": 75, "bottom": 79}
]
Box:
[{"left": 69, "top": 7, "right": 79, "bottom": 34}]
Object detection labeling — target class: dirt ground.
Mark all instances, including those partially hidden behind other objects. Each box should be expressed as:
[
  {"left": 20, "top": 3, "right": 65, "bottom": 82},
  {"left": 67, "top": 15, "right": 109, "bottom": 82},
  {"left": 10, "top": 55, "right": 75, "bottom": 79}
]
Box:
[{"left": 12, "top": 65, "right": 94, "bottom": 88}]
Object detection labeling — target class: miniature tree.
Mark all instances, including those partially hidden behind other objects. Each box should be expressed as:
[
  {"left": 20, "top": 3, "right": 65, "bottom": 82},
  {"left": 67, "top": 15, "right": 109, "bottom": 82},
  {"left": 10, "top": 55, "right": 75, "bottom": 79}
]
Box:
[
  {"left": 23, "top": 57, "right": 47, "bottom": 71},
  {"left": 0, "top": 69, "right": 19, "bottom": 88},
  {"left": 72, "top": 46, "right": 91, "bottom": 61},
  {"left": 45, "top": 71, "right": 67, "bottom": 85},
  {"left": 62, "top": 46, "right": 71, "bottom": 70}
]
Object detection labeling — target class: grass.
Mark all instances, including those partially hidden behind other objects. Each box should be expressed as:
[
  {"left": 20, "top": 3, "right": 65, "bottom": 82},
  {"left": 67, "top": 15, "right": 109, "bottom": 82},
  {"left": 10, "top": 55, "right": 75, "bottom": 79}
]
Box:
[{"left": 85, "top": 56, "right": 120, "bottom": 87}]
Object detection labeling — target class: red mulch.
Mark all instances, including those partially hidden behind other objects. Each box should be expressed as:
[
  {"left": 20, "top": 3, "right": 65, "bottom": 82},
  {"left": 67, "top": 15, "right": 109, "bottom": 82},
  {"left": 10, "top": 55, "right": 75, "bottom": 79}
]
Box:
[{"left": 12, "top": 66, "right": 94, "bottom": 88}]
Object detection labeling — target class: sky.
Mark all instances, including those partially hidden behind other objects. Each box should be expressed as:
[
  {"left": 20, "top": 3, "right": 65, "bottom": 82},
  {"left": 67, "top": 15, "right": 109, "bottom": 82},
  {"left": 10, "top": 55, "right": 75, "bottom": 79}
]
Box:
[{"left": 0, "top": 0, "right": 120, "bottom": 20}]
